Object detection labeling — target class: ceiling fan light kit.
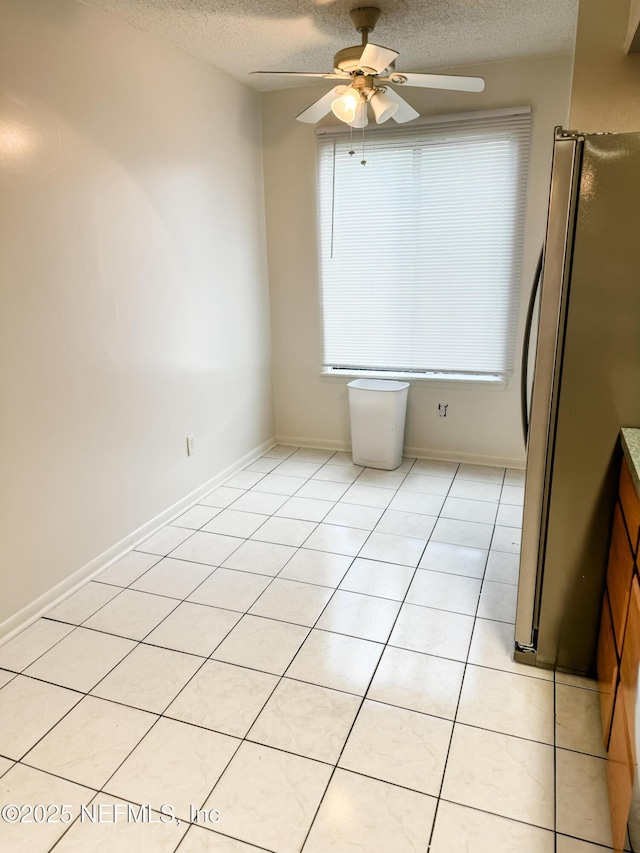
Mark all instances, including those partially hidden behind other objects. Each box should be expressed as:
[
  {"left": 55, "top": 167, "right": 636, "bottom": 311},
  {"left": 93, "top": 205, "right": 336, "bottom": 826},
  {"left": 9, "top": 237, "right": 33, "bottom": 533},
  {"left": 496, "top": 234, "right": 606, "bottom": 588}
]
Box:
[{"left": 252, "top": 6, "right": 486, "bottom": 127}]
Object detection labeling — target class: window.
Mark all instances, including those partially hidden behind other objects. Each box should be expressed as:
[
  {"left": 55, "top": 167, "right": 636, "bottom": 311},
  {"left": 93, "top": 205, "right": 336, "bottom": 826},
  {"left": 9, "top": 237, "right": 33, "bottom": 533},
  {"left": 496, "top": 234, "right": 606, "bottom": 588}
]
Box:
[{"left": 317, "top": 107, "right": 531, "bottom": 380}]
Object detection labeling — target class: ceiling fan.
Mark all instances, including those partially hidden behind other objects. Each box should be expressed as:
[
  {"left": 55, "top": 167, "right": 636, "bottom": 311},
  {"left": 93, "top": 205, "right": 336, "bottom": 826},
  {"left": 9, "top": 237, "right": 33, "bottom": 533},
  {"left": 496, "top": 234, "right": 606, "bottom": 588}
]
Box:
[{"left": 252, "top": 6, "right": 485, "bottom": 127}]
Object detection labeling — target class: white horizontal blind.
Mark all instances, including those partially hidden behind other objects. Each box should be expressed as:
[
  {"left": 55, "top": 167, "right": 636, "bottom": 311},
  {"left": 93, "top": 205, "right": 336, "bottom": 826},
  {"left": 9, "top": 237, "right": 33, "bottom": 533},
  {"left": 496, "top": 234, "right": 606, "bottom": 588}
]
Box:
[{"left": 317, "top": 109, "right": 531, "bottom": 376}]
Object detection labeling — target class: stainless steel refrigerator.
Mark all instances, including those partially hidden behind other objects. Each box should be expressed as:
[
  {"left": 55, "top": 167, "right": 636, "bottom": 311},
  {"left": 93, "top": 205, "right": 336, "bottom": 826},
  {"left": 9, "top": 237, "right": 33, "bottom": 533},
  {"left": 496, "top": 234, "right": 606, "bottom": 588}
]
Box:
[{"left": 514, "top": 127, "right": 640, "bottom": 675}]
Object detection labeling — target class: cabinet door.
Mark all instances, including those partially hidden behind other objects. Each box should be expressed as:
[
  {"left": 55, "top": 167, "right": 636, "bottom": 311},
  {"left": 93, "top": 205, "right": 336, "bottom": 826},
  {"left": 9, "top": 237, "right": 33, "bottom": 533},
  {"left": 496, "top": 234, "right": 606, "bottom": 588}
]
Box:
[
  {"left": 621, "top": 574, "right": 640, "bottom": 767},
  {"left": 598, "top": 591, "right": 618, "bottom": 749},
  {"left": 620, "top": 458, "right": 640, "bottom": 555},
  {"left": 608, "top": 694, "right": 634, "bottom": 853},
  {"left": 607, "top": 502, "right": 635, "bottom": 653}
]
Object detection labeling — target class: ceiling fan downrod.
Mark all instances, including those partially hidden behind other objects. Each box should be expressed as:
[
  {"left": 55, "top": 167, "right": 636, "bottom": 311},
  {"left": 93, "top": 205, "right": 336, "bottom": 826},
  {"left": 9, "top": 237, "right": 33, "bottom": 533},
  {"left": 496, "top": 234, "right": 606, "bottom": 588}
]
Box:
[
  {"left": 349, "top": 6, "right": 381, "bottom": 45},
  {"left": 334, "top": 7, "right": 388, "bottom": 74}
]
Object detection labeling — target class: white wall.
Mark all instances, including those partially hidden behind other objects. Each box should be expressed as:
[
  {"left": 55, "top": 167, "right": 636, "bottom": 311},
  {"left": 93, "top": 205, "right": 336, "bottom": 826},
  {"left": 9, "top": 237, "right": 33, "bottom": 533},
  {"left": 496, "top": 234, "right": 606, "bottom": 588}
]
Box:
[
  {"left": 261, "top": 54, "right": 574, "bottom": 467},
  {"left": 0, "top": 0, "right": 273, "bottom": 630},
  {"left": 570, "top": 0, "right": 640, "bottom": 131}
]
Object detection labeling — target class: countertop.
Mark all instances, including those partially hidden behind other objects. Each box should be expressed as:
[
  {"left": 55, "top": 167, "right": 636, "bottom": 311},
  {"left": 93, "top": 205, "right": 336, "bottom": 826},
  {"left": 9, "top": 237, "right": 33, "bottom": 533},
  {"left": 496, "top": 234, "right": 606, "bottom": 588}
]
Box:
[{"left": 622, "top": 427, "right": 640, "bottom": 497}]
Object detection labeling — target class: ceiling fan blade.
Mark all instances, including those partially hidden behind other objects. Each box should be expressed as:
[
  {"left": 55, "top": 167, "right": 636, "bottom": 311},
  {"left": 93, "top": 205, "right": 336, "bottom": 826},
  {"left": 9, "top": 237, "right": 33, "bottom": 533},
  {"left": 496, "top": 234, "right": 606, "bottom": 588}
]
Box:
[
  {"left": 379, "top": 71, "right": 485, "bottom": 93},
  {"left": 359, "top": 42, "right": 400, "bottom": 74},
  {"left": 251, "top": 71, "right": 347, "bottom": 79},
  {"left": 296, "top": 87, "right": 344, "bottom": 123},
  {"left": 381, "top": 87, "right": 420, "bottom": 123}
]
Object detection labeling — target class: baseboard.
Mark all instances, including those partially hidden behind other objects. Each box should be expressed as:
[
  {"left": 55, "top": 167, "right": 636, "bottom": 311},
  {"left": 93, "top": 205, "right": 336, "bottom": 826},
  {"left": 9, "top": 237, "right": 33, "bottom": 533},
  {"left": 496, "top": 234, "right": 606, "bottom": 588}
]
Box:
[
  {"left": 0, "top": 437, "right": 276, "bottom": 645},
  {"left": 404, "top": 446, "right": 526, "bottom": 469},
  {"left": 276, "top": 436, "right": 525, "bottom": 470},
  {"left": 275, "top": 435, "right": 351, "bottom": 452}
]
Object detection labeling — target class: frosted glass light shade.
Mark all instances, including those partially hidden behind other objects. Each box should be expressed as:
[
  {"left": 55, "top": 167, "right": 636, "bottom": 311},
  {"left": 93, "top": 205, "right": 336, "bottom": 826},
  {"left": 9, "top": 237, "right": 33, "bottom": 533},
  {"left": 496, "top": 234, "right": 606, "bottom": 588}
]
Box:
[
  {"left": 331, "top": 87, "right": 362, "bottom": 124},
  {"left": 370, "top": 89, "right": 398, "bottom": 124},
  {"left": 348, "top": 101, "right": 369, "bottom": 128}
]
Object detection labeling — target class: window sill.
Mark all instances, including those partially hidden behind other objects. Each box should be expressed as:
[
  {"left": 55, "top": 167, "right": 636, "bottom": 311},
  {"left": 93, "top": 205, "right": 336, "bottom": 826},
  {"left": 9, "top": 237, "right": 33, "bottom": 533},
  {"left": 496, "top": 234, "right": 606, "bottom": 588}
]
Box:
[{"left": 320, "top": 369, "right": 508, "bottom": 390}]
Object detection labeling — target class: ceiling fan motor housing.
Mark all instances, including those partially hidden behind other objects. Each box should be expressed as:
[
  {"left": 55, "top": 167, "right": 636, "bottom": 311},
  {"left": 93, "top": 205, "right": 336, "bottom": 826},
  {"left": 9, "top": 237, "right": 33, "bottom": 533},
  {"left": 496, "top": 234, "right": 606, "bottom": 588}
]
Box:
[
  {"left": 333, "top": 46, "right": 395, "bottom": 76},
  {"left": 349, "top": 6, "right": 381, "bottom": 34},
  {"left": 333, "top": 45, "right": 367, "bottom": 74}
]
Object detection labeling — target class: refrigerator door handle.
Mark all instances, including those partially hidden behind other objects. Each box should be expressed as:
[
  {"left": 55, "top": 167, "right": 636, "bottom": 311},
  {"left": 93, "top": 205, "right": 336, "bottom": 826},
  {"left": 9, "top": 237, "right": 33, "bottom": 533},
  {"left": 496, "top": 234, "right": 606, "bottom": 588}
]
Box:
[{"left": 521, "top": 248, "right": 544, "bottom": 446}]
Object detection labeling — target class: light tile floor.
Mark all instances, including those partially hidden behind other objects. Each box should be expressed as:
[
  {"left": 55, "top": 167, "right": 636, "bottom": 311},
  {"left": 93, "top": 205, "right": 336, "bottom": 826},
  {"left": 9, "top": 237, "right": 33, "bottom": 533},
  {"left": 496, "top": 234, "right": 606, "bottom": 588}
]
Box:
[{"left": 0, "top": 447, "right": 618, "bottom": 852}]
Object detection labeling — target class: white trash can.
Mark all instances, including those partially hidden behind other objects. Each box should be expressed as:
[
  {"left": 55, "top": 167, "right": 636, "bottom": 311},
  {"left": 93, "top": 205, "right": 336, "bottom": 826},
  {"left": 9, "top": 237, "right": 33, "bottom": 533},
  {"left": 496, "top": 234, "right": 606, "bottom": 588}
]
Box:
[{"left": 348, "top": 379, "right": 409, "bottom": 470}]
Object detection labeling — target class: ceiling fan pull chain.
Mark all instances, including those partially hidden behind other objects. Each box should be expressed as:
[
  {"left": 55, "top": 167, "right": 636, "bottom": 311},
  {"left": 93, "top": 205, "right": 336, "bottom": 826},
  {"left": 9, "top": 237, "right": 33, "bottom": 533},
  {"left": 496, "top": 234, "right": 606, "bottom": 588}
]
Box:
[
  {"left": 361, "top": 123, "right": 366, "bottom": 166},
  {"left": 349, "top": 123, "right": 355, "bottom": 157}
]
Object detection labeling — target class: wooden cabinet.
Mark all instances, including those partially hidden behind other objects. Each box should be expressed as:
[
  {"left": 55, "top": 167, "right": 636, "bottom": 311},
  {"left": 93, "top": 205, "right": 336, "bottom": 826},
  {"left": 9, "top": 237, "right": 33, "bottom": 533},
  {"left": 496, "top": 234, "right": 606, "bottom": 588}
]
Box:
[
  {"left": 598, "top": 456, "right": 640, "bottom": 852},
  {"left": 620, "top": 459, "right": 640, "bottom": 552},
  {"left": 621, "top": 577, "right": 640, "bottom": 767},
  {"left": 607, "top": 502, "right": 636, "bottom": 653},
  {"left": 607, "top": 695, "right": 634, "bottom": 853},
  {"left": 598, "top": 592, "right": 618, "bottom": 744}
]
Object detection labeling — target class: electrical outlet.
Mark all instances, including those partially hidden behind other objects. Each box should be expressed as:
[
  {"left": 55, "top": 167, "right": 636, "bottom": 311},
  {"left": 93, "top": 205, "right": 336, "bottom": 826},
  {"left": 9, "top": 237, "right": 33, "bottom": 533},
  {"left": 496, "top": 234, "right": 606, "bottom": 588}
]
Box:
[
  {"left": 186, "top": 434, "right": 195, "bottom": 456},
  {"left": 438, "top": 403, "right": 448, "bottom": 418}
]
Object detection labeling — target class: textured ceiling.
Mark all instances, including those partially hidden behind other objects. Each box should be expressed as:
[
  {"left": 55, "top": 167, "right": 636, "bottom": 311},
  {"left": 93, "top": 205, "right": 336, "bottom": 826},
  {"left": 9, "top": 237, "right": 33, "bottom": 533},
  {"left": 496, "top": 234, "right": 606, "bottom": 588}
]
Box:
[{"left": 81, "top": 0, "right": 578, "bottom": 90}]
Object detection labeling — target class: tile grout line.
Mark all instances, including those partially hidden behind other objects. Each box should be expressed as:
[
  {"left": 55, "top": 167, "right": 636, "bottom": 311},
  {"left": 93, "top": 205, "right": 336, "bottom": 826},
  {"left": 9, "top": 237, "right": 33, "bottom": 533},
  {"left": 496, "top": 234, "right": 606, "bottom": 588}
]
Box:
[
  {"left": 425, "top": 465, "right": 503, "bottom": 852},
  {"left": 0, "top": 526, "right": 550, "bottom": 704},
  {"left": 298, "top": 455, "right": 449, "bottom": 852},
  {"left": 90, "top": 540, "right": 521, "bottom": 601},
  {"left": 158, "top": 465, "right": 400, "bottom": 851},
  {"left": 37, "top": 504, "right": 305, "bottom": 852},
  {"left": 1, "top": 630, "right": 580, "bottom": 699},
  {"left": 132, "top": 454, "right": 402, "bottom": 849},
  {"left": 11, "top": 505, "right": 276, "bottom": 850},
  {"left": 118, "top": 500, "right": 333, "bottom": 667},
  {"left": 151, "top": 458, "right": 515, "bottom": 846},
  {"left": 0, "top": 674, "right": 607, "bottom": 772},
  {"left": 136, "top": 519, "right": 521, "bottom": 563},
  {"left": 20, "top": 646, "right": 214, "bottom": 851},
  {"left": 1, "top": 663, "right": 606, "bottom": 769}
]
